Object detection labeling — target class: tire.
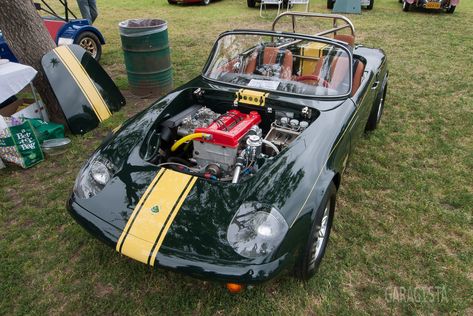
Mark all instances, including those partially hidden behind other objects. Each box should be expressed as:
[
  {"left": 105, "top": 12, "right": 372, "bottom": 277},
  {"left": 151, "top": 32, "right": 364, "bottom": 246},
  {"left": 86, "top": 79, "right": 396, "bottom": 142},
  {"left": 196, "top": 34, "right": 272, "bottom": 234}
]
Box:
[
  {"left": 367, "top": 0, "right": 374, "bottom": 10},
  {"left": 294, "top": 183, "right": 336, "bottom": 280},
  {"left": 398, "top": 0, "right": 402, "bottom": 3},
  {"left": 327, "top": 0, "right": 334, "bottom": 10},
  {"left": 446, "top": 5, "right": 455, "bottom": 13},
  {"left": 75, "top": 31, "right": 102, "bottom": 61},
  {"left": 365, "top": 80, "right": 387, "bottom": 131},
  {"left": 402, "top": 1, "right": 410, "bottom": 11},
  {"left": 202, "top": 0, "right": 210, "bottom": 5},
  {"left": 247, "top": 0, "right": 256, "bottom": 7},
  {"left": 167, "top": 0, "right": 176, "bottom": 4}
]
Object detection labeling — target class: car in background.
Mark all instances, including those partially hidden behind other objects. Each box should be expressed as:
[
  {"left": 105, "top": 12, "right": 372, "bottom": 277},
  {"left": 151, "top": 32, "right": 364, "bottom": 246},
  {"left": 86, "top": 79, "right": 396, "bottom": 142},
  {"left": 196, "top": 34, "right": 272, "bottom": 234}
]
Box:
[
  {"left": 400, "top": 0, "right": 459, "bottom": 13},
  {"left": 0, "top": 0, "right": 105, "bottom": 61}
]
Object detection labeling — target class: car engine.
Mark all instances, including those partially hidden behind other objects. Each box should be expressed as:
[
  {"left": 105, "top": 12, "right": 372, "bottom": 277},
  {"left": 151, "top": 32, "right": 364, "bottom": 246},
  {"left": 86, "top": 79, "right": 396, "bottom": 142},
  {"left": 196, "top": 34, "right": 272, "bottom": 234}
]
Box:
[{"left": 151, "top": 103, "right": 312, "bottom": 183}]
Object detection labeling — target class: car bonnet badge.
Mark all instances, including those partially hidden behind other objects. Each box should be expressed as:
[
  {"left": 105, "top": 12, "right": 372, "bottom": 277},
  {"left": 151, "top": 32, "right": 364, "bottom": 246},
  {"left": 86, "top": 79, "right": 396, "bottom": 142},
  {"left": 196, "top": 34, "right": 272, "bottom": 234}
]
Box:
[{"left": 150, "top": 205, "right": 160, "bottom": 214}]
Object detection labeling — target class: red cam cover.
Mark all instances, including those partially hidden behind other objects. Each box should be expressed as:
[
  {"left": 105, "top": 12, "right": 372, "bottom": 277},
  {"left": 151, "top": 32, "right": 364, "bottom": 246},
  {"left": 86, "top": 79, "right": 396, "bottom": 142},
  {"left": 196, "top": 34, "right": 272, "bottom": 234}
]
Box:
[{"left": 195, "top": 110, "right": 261, "bottom": 148}]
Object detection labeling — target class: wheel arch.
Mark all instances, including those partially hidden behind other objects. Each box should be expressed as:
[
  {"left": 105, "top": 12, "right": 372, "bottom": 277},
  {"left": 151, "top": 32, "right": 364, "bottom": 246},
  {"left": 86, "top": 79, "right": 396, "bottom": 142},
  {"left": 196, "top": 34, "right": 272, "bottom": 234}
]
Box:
[{"left": 73, "top": 27, "right": 106, "bottom": 44}]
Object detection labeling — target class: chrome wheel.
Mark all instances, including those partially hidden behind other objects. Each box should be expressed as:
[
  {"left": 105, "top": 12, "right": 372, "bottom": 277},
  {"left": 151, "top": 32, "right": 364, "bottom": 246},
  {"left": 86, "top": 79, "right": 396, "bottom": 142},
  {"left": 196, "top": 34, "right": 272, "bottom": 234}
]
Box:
[
  {"left": 377, "top": 95, "right": 384, "bottom": 121},
  {"left": 309, "top": 200, "right": 331, "bottom": 266},
  {"left": 79, "top": 37, "right": 98, "bottom": 58}
]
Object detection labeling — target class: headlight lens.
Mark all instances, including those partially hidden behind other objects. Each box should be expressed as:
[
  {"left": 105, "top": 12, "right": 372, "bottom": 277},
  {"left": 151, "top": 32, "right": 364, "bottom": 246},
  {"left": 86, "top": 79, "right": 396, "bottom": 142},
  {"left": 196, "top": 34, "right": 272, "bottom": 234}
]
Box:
[
  {"left": 90, "top": 161, "right": 110, "bottom": 185},
  {"left": 73, "top": 158, "right": 112, "bottom": 199},
  {"left": 227, "top": 202, "right": 288, "bottom": 258}
]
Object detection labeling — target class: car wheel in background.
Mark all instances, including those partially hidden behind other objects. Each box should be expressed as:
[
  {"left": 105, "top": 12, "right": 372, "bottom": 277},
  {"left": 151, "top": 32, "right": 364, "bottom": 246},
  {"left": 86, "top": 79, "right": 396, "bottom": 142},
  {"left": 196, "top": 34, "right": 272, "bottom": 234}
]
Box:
[
  {"left": 202, "top": 0, "right": 210, "bottom": 5},
  {"left": 75, "top": 31, "right": 101, "bottom": 61},
  {"left": 327, "top": 0, "right": 334, "bottom": 9},
  {"left": 366, "top": 80, "right": 387, "bottom": 131},
  {"left": 247, "top": 0, "right": 256, "bottom": 7},
  {"left": 367, "top": 0, "right": 374, "bottom": 10},
  {"left": 167, "top": 0, "right": 176, "bottom": 4},
  {"left": 446, "top": 5, "right": 456, "bottom": 13},
  {"left": 402, "top": 1, "right": 410, "bottom": 11},
  {"left": 294, "top": 183, "right": 336, "bottom": 280}
]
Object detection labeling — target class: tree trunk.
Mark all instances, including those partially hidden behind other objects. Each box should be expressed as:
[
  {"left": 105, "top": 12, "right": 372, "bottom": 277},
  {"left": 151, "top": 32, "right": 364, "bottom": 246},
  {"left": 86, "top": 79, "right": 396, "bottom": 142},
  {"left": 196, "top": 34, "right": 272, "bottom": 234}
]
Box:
[{"left": 0, "top": 0, "right": 66, "bottom": 125}]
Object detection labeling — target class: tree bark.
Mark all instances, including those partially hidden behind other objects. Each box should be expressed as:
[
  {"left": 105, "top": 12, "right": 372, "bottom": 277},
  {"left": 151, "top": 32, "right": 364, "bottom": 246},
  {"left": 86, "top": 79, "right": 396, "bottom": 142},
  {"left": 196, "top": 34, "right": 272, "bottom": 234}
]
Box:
[{"left": 0, "top": 0, "right": 66, "bottom": 125}]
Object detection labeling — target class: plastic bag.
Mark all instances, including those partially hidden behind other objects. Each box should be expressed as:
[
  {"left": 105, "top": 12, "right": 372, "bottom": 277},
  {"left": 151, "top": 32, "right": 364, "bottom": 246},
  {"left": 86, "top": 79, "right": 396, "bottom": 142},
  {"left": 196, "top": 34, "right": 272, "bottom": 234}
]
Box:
[{"left": 118, "top": 19, "right": 167, "bottom": 37}]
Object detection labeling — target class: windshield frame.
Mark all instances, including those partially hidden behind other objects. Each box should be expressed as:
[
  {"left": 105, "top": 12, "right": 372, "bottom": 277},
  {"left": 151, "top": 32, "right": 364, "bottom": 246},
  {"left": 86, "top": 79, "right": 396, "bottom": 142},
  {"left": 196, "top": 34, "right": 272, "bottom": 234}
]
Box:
[{"left": 201, "top": 30, "right": 354, "bottom": 100}]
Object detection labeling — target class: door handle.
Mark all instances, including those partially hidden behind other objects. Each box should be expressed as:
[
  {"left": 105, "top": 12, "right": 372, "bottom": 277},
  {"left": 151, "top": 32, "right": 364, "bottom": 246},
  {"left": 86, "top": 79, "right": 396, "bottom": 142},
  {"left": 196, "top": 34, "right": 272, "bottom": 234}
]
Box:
[{"left": 371, "top": 80, "right": 379, "bottom": 90}]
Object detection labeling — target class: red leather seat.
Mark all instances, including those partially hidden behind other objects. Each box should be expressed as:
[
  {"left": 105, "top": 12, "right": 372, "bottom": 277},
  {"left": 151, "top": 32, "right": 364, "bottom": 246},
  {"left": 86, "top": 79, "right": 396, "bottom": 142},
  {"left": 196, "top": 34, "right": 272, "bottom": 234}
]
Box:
[
  {"left": 334, "top": 34, "right": 355, "bottom": 47},
  {"left": 312, "top": 55, "right": 365, "bottom": 96}
]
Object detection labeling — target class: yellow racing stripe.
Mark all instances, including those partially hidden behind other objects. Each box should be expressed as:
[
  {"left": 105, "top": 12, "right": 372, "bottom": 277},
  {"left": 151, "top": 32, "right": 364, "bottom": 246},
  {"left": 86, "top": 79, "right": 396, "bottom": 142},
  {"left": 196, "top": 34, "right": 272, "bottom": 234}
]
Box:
[
  {"left": 54, "top": 46, "right": 112, "bottom": 121},
  {"left": 116, "top": 169, "right": 197, "bottom": 265}
]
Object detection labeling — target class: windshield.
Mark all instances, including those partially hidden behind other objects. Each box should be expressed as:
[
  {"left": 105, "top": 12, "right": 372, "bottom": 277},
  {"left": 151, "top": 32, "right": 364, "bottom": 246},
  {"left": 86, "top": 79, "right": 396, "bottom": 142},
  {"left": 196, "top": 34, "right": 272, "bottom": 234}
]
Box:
[{"left": 203, "top": 33, "right": 352, "bottom": 97}]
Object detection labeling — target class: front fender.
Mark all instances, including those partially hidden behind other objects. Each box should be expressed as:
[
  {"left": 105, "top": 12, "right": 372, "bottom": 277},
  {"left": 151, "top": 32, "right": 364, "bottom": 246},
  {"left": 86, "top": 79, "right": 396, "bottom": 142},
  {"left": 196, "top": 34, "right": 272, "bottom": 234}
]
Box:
[
  {"left": 56, "top": 22, "right": 106, "bottom": 44},
  {"left": 73, "top": 26, "right": 106, "bottom": 44}
]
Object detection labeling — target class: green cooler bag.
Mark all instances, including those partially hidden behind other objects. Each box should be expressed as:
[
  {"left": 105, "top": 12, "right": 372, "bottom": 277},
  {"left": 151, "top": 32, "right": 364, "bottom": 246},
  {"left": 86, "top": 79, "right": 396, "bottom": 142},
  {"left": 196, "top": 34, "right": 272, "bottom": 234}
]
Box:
[{"left": 28, "top": 119, "right": 65, "bottom": 143}]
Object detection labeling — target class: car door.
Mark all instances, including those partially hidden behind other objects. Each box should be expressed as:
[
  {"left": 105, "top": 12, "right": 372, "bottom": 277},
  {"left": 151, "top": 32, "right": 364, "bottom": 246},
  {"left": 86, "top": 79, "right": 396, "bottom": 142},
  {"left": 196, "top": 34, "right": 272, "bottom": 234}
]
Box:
[{"left": 348, "top": 64, "right": 378, "bottom": 145}]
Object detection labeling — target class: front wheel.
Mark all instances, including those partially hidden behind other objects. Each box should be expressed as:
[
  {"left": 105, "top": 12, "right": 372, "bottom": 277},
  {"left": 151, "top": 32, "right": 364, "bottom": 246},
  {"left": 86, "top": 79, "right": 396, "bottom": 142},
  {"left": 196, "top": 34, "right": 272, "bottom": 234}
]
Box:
[
  {"left": 402, "top": 1, "right": 410, "bottom": 11},
  {"left": 294, "top": 183, "right": 336, "bottom": 280},
  {"left": 367, "top": 0, "right": 374, "bottom": 10},
  {"left": 75, "top": 31, "right": 102, "bottom": 61},
  {"left": 365, "top": 80, "right": 387, "bottom": 131},
  {"left": 446, "top": 5, "right": 456, "bottom": 13}
]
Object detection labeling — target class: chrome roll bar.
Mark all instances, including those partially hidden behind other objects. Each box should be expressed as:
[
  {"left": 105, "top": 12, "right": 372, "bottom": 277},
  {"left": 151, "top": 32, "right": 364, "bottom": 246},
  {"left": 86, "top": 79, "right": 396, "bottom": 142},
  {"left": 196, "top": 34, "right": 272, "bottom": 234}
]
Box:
[{"left": 271, "top": 12, "right": 356, "bottom": 38}]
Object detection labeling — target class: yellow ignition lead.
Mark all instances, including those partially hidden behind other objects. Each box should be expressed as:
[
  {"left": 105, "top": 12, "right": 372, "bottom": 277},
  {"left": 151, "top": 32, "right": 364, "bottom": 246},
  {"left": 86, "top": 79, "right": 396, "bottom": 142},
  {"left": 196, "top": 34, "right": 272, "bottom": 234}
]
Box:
[{"left": 170, "top": 133, "right": 211, "bottom": 152}]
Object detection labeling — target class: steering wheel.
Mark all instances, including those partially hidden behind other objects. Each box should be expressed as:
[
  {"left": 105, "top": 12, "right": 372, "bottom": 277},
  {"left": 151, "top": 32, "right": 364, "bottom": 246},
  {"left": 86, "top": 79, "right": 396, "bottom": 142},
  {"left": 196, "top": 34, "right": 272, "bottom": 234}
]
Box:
[{"left": 296, "top": 75, "right": 329, "bottom": 88}]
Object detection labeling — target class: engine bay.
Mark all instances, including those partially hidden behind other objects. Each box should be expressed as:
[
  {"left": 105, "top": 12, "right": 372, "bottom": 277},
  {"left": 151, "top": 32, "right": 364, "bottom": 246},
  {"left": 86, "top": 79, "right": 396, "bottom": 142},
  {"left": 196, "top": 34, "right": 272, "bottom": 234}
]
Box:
[{"left": 143, "top": 89, "right": 317, "bottom": 183}]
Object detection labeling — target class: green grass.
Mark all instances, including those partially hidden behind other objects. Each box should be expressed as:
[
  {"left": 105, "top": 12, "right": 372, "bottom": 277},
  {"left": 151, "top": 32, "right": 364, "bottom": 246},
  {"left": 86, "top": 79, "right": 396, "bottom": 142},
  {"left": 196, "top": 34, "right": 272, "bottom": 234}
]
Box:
[{"left": 1, "top": 0, "right": 472, "bottom": 314}]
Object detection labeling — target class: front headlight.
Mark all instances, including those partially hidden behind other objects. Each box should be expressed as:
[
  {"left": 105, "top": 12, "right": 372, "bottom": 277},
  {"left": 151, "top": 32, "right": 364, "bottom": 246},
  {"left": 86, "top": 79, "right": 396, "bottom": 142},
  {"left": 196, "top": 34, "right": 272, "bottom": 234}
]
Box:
[
  {"left": 73, "top": 158, "right": 113, "bottom": 199},
  {"left": 227, "top": 202, "right": 288, "bottom": 258}
]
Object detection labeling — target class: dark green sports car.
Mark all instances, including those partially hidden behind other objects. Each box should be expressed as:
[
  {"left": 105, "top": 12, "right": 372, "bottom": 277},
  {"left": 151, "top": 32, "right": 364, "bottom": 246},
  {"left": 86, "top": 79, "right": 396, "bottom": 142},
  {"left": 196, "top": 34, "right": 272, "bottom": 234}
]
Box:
[{"left": 68, "top": 13, "right": 388, "bottom": 289}]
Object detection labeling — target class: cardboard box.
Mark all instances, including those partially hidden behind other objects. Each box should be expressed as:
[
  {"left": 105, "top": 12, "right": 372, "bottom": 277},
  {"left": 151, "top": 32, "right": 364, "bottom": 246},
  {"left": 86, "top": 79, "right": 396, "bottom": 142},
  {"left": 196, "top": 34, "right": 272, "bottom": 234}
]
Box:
[{"left": 0, "top": 98, "right": 23, "bottom": 116}]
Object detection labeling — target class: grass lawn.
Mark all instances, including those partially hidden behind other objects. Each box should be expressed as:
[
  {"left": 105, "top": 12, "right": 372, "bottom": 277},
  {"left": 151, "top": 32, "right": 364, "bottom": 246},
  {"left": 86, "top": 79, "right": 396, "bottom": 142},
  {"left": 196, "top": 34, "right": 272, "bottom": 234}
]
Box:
[{"left": 1, "top": 0, "right": 472, "bottom": 314}]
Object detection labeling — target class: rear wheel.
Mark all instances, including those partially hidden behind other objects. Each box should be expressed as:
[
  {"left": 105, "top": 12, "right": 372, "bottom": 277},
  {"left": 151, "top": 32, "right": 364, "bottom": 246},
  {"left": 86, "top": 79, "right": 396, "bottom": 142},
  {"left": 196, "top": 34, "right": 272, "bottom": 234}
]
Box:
[
  {"left": 327, "top": 0, "right": 334, "bottom": 9},
  {"left": 366, "top": 80, "right": 387, "bottom": 131},
  {"left": 294, "top": 183, "right": 336, "bottom": 280},
  {"left": 402, "top": 1, "right": 410, "bottom": 11},
  {"left": 446, "top": 5, "right": 456, "bottom": 13},
  {"left": 247, "top": 0, "right": 256, "bottom": 7},
  {"left": 367, "top": 0, "right": 374, "bottom": 10},
  {"left": 202, "top": 0, "right": 210, "bottom": 5},
  {"left": 75, "top": 31, "right": 101, "bottom": 61},
  {"left": 167, "top": 0, "right": 176, "bottom": 4}
]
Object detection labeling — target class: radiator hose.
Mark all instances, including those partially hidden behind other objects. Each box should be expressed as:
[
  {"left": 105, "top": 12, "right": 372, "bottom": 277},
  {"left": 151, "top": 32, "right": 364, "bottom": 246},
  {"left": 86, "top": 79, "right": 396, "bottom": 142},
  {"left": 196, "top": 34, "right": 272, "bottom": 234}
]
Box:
[{"left": 171, "top": 133, "right": 211, "bottom": 152}]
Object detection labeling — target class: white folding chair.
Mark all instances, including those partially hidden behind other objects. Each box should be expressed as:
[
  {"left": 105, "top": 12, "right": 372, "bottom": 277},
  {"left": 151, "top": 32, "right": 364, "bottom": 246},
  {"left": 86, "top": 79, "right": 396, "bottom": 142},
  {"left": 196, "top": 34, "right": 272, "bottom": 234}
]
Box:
[
  {"left": 260, "top": 0, "right": 283, "bottom": 18},
  {"left": 287, "top": 0, "right": 310, "bottom": 12}
]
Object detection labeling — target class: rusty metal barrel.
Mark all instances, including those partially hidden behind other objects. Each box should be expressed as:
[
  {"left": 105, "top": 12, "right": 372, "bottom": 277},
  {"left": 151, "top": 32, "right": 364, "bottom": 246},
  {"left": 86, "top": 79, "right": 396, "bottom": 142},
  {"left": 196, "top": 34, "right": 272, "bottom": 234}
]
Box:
[{"left": 119, "top": 19, "right": 173, "bottom": 97}]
